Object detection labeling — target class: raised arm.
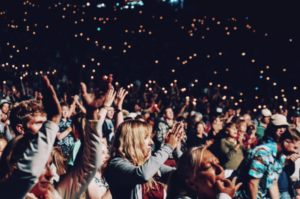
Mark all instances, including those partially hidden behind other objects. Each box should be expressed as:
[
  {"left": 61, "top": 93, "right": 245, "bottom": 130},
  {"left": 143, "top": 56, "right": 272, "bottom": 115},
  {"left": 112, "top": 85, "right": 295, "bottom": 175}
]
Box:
[
  {"left": 113, "top": 87, "right": 127, "bottom": 130},
  {"left": 0, "top": 76, "right": 61, "bottom": 198},
  {"left": 56, "top": 81, "right": 115, "bottom": 199},
  {"left": 107, "top": 123, "right": 183, "bottom": 186}
]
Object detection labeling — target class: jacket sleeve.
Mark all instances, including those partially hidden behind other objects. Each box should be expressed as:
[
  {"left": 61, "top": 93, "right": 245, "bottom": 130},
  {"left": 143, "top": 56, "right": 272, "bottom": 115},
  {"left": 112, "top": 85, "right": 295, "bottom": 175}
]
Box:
[
  {"left": 220, "top": 139, "right": 238, "bottom": 160},
  {"left": 0, "top": 121, "right": 59, "bottom": 199},
  {"left": 107, "top": 144, "right": 173, "bottom": 187},
  {"left": 56, "top": 120, "right": 102, "bottom": 199}
]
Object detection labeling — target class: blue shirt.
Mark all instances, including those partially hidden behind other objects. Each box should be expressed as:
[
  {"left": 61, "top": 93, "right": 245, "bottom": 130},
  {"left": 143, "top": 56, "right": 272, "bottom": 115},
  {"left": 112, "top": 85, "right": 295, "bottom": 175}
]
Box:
[
  {"left": 56, "top": 118, "right": 74, "bottom": 155},
  {"left": 234, "top": 142, "right": 286, "bottom": 199}
]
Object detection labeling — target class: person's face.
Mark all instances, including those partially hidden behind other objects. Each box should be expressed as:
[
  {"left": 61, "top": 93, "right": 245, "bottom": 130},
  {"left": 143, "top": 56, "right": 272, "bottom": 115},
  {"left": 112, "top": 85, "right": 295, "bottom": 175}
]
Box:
[
  {"left": 228, "top": 109, "right": 233, "bottom": 116},
  {"left": 0, "top": 139, "right": 8, "bottom": 159},
  {"left": 25, "top": 113, "right": 47, "bottom": 134},
  {"left": 143, "top": 113, "right": 150, "bottom": 120},
  {"left": 134, "top": 104, "right": 141, "bottom": 112},
  {"left": 283, "top": 140, "right": 300, "bottom": 156},
  {"left": 61, "top": 106, "right": 69, "bottom": 118},
  {"left": 239, "top": 123, "right": 247, "bottom": 132},
  {"left": 262, "top": 116, "right": 270, "bottom": 124},
  {"left": 1, "top": 103, "right": 9, "bottom": 114},
  {"left": 143, "top": 133, "right": 154, "bottom": 158},
  {"left": 295, "top": 116, "right": 300, "bottom": 124},
  {"left": 30, "top": 155, "right": 54, "bottom": 197},
  {"left": 189, "top": 150, "right": 225, "bottom": 199},
  {"left": 101, "top": 144, "right": 109, "bottom": 165},
  {"left": 275, "top": 126, "right": 287, "bottom": 140},
  {"left": 148, "top": 120, "right": 155, "bottom": 128},
  {"left": 227, "top": 125, "right": 238, "bottom": 138},
  {"left": 107, "top": 107, "right": 115, "bottom": 119},
  {"left": 165, "top": 108, "right": 174, "bottom": 120},
  {"left": 196, "top": 123, "right": 204, "bottom": 135},
  {"left": 244, "top": 115, "right": 251, "bottom": 125}
]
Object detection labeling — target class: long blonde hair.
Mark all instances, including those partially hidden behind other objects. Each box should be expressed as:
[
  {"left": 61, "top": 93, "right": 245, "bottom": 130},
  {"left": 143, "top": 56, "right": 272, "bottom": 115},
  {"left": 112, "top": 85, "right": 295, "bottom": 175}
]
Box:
[
  {"left": 166, "top": 146, "right": 207, "bottom": 199},
  {"left": 102, "top": 120, "right": 156, "bottom": 193}
]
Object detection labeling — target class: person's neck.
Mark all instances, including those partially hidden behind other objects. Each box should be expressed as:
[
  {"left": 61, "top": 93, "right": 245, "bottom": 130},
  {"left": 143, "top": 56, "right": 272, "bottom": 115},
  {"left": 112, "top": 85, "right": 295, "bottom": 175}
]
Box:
[
  {"left": 62, "top": 117, "right": 67, "bottom": 122},
  {"left": 227, "top": 136, "right": 236, "bottom": 143},
  {"left": 105, "top": 118, "right": 112, "bottom": 121},
  {"left": 165, "top": 118, "right": 173, "bottom": 125},
  {"left": 261, "top": 122, "right": 268, "bottom": 128},
  {"left": 197, "top": 133, "right": 203, "bottom": 139}
]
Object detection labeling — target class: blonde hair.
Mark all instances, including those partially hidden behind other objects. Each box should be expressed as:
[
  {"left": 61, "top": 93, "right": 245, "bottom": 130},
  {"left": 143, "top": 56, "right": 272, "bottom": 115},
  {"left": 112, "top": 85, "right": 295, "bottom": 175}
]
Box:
[
  {"left": 103, "top": 120, "right": 156, "bottom": 193},
  {"left": 51, "top": 147, "right": 67, "bottom": 175},
  {"left": 166, "top": 146, "right": 207, "bottom": 199},
  {"left": 110, "top": 120, "right": 152, "bottom": 166}
]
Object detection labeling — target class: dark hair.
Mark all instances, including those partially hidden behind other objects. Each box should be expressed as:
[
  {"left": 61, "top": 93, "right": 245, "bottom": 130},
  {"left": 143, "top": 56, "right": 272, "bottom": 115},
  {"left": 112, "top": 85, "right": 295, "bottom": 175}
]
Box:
[
  {"left": 263, "top": 123, "right": 288, "bottom": 142},
  {"left": 280, "top": 128, "right": 300, "bottom": 143},
  {"left": 161, "top": 106, "right": 173, "bottom": 115},
  {"left": 223, "top": 122, "right": 236, "bottom": 136},
  {"left": 71, "top": 113, "right": 86, "bottom": 139},
  {"left": 147, "top": 113, "right": 156, "bottom": 123},
  {"left": 60, "top": 102, "right": 69, "bottom": 108},
  {"left": 176, "top": 116, "right": 186, "bottom": 123},
  {"left": 0, "top": 134, "right": 34, "bottom": 184},
  {"left": 135, "top": 115, "right": 144, "bottom": 121}
]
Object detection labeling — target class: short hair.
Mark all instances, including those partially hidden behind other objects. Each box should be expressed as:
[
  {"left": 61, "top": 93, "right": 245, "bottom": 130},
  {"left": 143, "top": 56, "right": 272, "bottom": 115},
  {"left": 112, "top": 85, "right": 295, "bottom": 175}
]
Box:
[
  {"left": 280, "top": 128, "right": 300, "bottom": 143},
  {"left": 60, "top": 102, "right": 69, "bottom": 108},
  {"left": 9, "top": 100, "right": 46, "bottom": 136},
  {"left": 224, "top": 122, "right": 236, "bottom": 133},
  {"left": 176, "top": 116, "right": 186, "bottom": 123},
  {"left": 161, "top": 106, "right": 173, "bottom": 115}
]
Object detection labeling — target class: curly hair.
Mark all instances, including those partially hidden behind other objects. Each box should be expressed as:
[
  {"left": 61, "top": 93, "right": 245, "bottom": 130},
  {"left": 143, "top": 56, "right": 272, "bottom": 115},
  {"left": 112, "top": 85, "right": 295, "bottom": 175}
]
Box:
[{"left": 9, "top": 100, "right": 46, "bottom": 136}]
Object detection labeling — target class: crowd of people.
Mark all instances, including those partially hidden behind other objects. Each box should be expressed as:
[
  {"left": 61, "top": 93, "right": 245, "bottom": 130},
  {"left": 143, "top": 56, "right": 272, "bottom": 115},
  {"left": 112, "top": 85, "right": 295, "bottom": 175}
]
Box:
[
  {"left": 0, "top": 74, "right": 300, "bottom": 199},
  {"left": 1, "top": 0, "right": 300, "bottom": 199}
]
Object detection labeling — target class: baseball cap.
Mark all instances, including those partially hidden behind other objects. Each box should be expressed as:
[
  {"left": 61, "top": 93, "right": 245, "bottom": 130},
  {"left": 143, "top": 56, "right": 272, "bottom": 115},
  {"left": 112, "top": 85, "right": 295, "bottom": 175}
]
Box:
[
  {"left": 261, "top": 109, "right": 272, "bottom": 117},
  {"left": 271, "top": 114, "right": 288, "bottom": 126}
]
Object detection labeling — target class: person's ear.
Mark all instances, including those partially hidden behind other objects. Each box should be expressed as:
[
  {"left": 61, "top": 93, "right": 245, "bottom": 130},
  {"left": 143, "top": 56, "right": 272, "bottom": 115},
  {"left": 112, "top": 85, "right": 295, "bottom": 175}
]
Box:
[
  {"left": 16, "top": 124, "right": 25, "bottom": 134},
  {"left": 185, "top": 179, "right": 198, "bottom": 191}
]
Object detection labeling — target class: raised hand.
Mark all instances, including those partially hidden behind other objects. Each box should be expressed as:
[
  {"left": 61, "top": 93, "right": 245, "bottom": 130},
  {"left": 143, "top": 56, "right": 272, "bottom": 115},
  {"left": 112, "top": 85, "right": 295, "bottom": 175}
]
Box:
[
  {"left": 165, "top": 122, "right": 184, "bottom": 149},
  {"left": 215, "top": 177, "right": 242, "bottom": 198},
  {"left": 42, "top": 76, "right": 61, "bottom": 125},
  {"left": 103, "top": 86, "right": 116, "bottom": 108},
  {"left": 113, "top": 87, "right": 127, "bottom": 110},
  {"left": 80, "top": 82, "right": 105, "bottom": 120}
]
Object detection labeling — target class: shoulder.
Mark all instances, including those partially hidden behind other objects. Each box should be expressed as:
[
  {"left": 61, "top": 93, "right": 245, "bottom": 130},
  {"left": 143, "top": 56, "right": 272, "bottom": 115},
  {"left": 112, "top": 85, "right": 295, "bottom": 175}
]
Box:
[{"left": 108, "top": 157, "right": 133, "bottom": 168}]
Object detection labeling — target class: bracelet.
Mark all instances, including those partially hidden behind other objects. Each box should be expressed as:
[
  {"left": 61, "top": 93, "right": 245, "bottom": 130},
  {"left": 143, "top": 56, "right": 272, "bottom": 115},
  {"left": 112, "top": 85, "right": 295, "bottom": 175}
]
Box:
[
  {"left": 102, "top": 105, "right": 109, "bottom": 110},
  {"left": 116, "top": 109, "right": 122, "bottom": 113}
]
